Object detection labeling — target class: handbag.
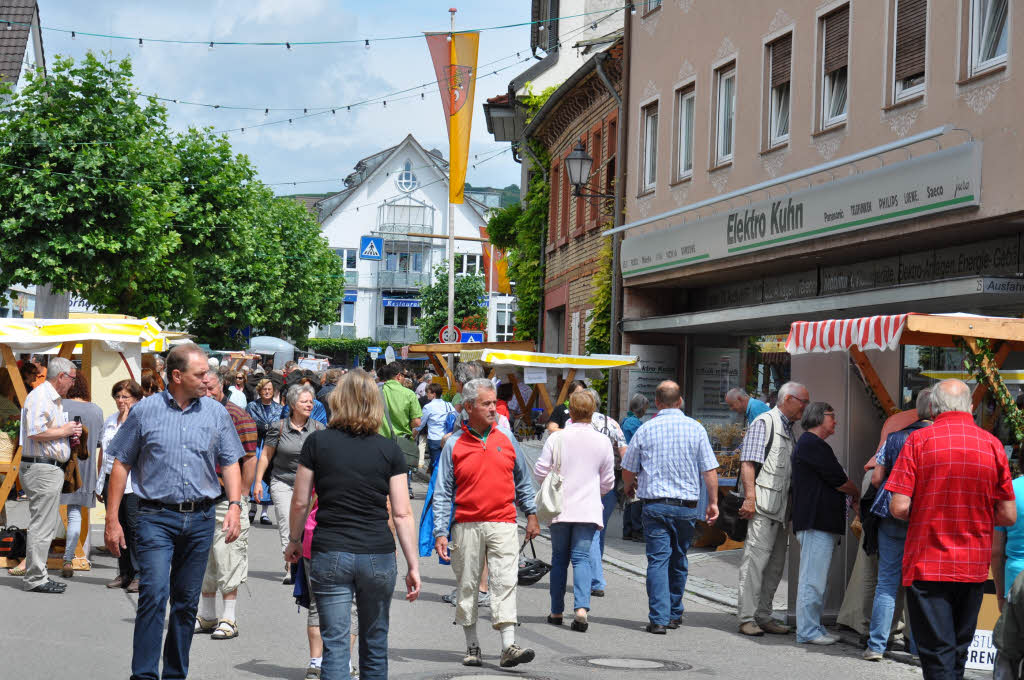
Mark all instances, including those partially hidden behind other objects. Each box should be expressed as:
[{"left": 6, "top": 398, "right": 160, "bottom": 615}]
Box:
[
  {"left": 380, "top": 387, "right": 421, "bottom": 469},
  {"left": 535, "top": 432, "right": 564, "bottom": 525},
  {"left": 0, "top": 525, "right": 27, "bottom": 560},
  {"left": 717, "top": 490, "right": 748, "bottom": 541},
  {"left": 517, "top": 538, "right": 551, "bottom": 586}
]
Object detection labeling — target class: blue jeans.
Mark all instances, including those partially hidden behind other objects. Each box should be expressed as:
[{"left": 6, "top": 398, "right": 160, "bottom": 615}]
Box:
[
  {"left": 590, "top": 489, "right": 618, "bottom": 591},
  {"left": 868, "top": 520, "right": 917, "bottom": 654},
  {"left": 63, "top": 504, "right": 82, "bottom": 562},
  {"left": 548, "top": 522, "right": 597, "bottom": 614},
  {"left": 311, "top": 551, "right": 397, "bottom": 680},
  {"left": 622, "top": 500, "right": 643, "bottom": 538},
  {"left": 642, "top": 502, "right": 698, "bottom": 625},
  {"left": 795, "top": 529, "right": 837, "bottom": 643},
  {"left": 132, "top": 503, "right": 216, "bottom": 680},
  {"left": 427, "top": 439, "right": 443, "bottom": 471}
]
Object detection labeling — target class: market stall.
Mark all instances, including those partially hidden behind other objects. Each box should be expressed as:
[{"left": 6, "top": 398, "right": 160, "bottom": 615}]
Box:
[
  {"left": 0, "top": 316, "right": 170, "bottom": 571},
  {"left": 402, "top": 340, "right": 534, "bottom": 393}
]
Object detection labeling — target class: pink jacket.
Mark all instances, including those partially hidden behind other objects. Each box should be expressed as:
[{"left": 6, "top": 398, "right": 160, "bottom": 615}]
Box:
[{"left": 534, "top": 423, "right": 615, "bottom": 527}]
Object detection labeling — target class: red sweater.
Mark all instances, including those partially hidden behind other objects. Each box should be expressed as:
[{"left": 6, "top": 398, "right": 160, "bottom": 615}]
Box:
[{"left": 451, "top": 426, "right": 519, "bottom": 524}]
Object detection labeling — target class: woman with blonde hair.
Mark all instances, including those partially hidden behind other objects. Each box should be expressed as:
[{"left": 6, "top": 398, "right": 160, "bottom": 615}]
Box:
[
  {"left": 286, "top": 369, "right": 420, "bottom": 680},
  {"left": 533, "top": 390, "right": 615, "bottom": 633}
]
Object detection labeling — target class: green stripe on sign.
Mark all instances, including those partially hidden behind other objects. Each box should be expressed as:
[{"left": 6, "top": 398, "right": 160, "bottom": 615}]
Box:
[
  {"left": 624, "top": 252, "right": 710, "bottom": 277},
  {"left": 727, "top": 194, "right": 976, "bottom": 254}
]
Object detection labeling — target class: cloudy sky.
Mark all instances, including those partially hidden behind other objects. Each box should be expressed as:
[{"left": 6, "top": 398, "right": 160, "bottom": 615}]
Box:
[{"left": 32, "top": 0, "right": 534, "bottom": 195}]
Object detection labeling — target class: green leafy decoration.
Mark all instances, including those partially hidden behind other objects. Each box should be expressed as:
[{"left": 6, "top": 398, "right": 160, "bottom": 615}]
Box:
[{"left": 416, "top": 262, "right": 487, "bottom": 343}]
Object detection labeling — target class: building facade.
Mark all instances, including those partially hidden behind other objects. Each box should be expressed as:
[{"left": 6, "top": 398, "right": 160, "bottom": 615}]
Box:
[
  {"left": 617, "top": 0, "right": 1016, "bottom": 616},
  {"left": 313, "top": 135, "right": 515, "bottom": 345}
]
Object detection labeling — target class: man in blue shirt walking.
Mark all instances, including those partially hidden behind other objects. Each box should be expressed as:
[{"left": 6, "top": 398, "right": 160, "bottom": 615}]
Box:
[
  {"left": 622, "top": 380, "right": 720, "bottom": 634},
  {"left": 725, "top": 388, "right": 770, "bottom": 425},
  {"left": 105, "top": 342, "right": 245, "bottom": 680}
]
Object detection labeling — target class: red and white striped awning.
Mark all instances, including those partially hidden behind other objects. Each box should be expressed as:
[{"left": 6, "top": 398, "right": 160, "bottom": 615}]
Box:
[{"left": 786, "top": 314, "right": 913, "bottom": 355}]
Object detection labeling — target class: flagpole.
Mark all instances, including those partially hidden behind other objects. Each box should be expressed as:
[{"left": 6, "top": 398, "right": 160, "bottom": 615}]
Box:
[{"left": 446, "top": 7, "right": 457, "bottom": 350}]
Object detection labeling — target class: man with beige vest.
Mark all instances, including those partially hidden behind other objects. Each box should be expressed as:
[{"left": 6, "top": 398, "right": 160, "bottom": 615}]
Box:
[{"left": 736, "top": 381, "right": 809, "bottom": 636}]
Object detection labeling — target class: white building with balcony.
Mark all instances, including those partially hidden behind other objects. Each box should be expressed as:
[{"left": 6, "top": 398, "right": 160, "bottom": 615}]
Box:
[{"left": 314, "top": 135, "right": 516, "bottom": 346}]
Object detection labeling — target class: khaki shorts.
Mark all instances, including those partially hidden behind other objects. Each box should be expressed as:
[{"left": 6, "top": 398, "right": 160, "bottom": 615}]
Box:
[
  {"left": 450, "top": 521, "right": 520, "bottom": 628},
  {"left": 202, "top": 498, "right": 250, "bottom": 595}
]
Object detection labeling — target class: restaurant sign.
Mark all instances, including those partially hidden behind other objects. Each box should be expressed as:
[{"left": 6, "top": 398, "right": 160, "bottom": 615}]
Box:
[{"left": 621, "top": 142, "right": 982, "bottom": 278}]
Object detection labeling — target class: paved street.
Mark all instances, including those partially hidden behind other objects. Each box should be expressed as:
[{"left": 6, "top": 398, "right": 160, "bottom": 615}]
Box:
[{"left": 0, "top": 479, "right": 931, "bottom": 680}]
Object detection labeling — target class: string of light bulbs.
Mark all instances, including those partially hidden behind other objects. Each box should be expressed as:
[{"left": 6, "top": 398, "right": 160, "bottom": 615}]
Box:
[{"left": 0, "top": 4, "right": 629, "bottom": 49}]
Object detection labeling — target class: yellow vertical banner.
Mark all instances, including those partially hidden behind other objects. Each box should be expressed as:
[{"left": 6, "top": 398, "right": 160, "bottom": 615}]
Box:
[{"left": 425, "top": 31, "right": 479, "bottom": 204}]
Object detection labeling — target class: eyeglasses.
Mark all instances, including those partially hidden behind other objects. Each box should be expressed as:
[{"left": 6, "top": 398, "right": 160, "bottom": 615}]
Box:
[{"left": 789, "top": 395, "right": 810, "bottom": 405}]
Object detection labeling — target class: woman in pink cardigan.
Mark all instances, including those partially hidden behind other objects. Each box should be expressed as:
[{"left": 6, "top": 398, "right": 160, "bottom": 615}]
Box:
[{"left": 534, "top": 391, "right": 615, "bottom": 632}]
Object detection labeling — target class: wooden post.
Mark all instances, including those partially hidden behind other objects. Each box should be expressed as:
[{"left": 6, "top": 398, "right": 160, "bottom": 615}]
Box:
[
  {"left": 0, "top": 343, "right": 25, "bottom": 525},
  {"left": 971, "top": 340, "right": 1012, "bottom": 409},
  {"left": 58, "top": 341, "right": 76, "bottom": 360},
  {"left": 533, "top": 383, "right": 554, "bottom": 418},
  {"left": 433, "top": 352, "right": 455, "bottom": 393},
  {"left": 848, "top": 347, "right": 898, "bottom": 416},
  {"left": 508, "top": 373, "right": 530, "bottom": 424},
  {"left": 554, "top": 368, "right": 577, "bottom": 406},
  {"left": 1, "top": 344, "right": 27, "bottom": 405}
]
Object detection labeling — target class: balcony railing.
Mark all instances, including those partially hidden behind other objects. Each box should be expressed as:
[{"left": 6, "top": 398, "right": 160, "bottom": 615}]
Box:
[
  {"left": 377, "top": 271, "right": 428, "bottom": 289},
  {"left": 313, "top": 324, "right": 357, "bottom": 339},
  {"left": 341, "top": 271, "right": 358, "bottom": 287},
  {"left": 375, "top": 325, "right": 420, "bottom": 344}
]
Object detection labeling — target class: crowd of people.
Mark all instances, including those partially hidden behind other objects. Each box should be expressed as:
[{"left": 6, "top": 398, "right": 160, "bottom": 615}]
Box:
[{"left": 5, "top": 344, "right": 1024, "bottom": 680}]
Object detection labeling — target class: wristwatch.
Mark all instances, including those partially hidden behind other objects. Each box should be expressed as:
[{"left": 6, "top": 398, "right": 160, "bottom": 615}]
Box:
[
  {"left": 228, "top": 500, "right": 242, "bottom": 510},
  {"left": 289, "top": 535, "right": 302, "bottom": 543}
]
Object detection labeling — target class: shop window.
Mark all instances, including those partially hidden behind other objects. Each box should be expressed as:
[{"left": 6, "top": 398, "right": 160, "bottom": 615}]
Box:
[
  {"left": 820, "top": 5, "right": 849, "bottom": 128},
  {"left": 674, "top": 85, "right": 695, "bottom": 180},
  {"left": 714, "top": 65, "right": 736, "bottom": 166},
  {"left": 893, "top": 0, "right": 927, "bottom": 102},
  {"left": 969, "top": 0, "right": 1009, "bottom": 76},
  {"left": 640, "top": 102, "right": 658, "bottom": 193},
  {"left": 382, "top": 305, "right": 421, "bottom": 327},
  {"left": 767, "top": 33, "right": 791, "bottom": 148}
]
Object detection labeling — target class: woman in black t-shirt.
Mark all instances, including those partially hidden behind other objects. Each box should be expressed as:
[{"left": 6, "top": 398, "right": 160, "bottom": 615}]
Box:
[
  {"left": 285, "top": 369, "right": 421, "bottom": 680},
  {"left": 546, "top": 380, "right": 588, "bottom": 433}
]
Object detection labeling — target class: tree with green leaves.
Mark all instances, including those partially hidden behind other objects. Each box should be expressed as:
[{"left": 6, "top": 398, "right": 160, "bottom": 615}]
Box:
[{"left": 418, "top": 262, "right": 486, "bottom": 343}]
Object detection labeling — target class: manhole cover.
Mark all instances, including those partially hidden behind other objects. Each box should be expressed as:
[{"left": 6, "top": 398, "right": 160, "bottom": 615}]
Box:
[
  {"left": 431, "top": 674, "right": 554, "bottom": 680},
  {"left": 563, "top": 656, "right": 691, "bottom": 672}
]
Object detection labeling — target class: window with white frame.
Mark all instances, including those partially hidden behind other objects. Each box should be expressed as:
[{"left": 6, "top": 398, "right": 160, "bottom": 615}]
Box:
[
  {"left": 715, "top": 66, "right": 736, "bottom": 165},
  {"left": 454, "top": 253, "right": 482, "bottom": 275},
  {"left": 675, "top": 87, "right": 695, "bottom": 180},
  {"left": 640, "top": 102, "right": 658, "bottom": 192},
  {"left": 768, "top": 34, "right": 791, "bottom": 147},
  {"left": 334, "top": 248, "right": 358, "bottom": 270},
  {"left": 820, "top": 5, "right": 849, "bottom": 128},
  {"left": 893, "top": 0, "right": 927, "bottom": 102},
  {"left": 341, "top": 299, "right": 355, "bottom": 325},
  {"left": 969, "top": 0, "right": 1008, "bottom": 76},
  {"left": 385, "top": 251, "right": 424, "bottom": 272},
  {"left": 383, "top": 304, "right": 421, "bottom": 327},
  {"left": 494, "top": 301, "right": 515, "bottom": 342},
  {"left": 395, "top": 160, "right": 418, "bottom": 192}
]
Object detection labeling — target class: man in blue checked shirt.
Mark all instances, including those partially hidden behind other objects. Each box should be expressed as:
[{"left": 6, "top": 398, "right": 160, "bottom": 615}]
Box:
[
  {"left": 621, "top": 380, "right": 719, "bottom": 635},
  {"left": 105, "top": 342, "right": 244, "bottom": 680}
]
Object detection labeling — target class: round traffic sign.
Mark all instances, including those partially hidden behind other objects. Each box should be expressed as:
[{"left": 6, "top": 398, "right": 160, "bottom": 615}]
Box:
[{"left": 439, "top": 325, "right": 461, "bottom": 343}]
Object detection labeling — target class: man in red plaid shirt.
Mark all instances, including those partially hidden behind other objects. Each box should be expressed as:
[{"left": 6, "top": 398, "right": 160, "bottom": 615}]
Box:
[{"left": 887, "top": 379, "right": 1017, "bottom": 679}]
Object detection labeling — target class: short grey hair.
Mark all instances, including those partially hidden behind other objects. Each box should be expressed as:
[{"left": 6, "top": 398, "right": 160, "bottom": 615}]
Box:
[
  {"left": 930, "top": 379, "right": 971, "bottom": 415},
  {"left": 462, "top": 378, "right": 496, "bottom": 406},
  {"left": 454, "top": 361, "right": 486, "bottom": 385},
  {"left": 801, "top": 401, "right": 834, "bottom": 430},
  {"left": 47, "top": 357, "right": 76, "bottom": 382},
  {"left": 628, "top": 393, "right": 649, "bottom": 416},
  {"left": 778, "top": 381, "right": 806, "bottom": 402},
  {"left": 286, "top": 383, "right": 317, "bottom": 409},
  {"left": 585, "top": 388, "right": 602, "bottom": 412},
  {"left": 915, "top": 388, "right": 933, "bottom": 420},
  {"left": 725, "top": 387, "right": 748, "bottom": 403}
]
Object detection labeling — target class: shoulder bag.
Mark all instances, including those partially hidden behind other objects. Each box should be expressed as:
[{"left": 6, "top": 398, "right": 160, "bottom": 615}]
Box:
[
  {"left": 721, "top": 418, "right": 776, "bottom": 541},
  {"left": 380, "top": 387, "right": 421, "bottom": 470},
  {"left": 536, "top": 432, "right": 564, "bottom": 525},
  {"left": 0, "top": 525, "right": 27, "bottom": 560}
]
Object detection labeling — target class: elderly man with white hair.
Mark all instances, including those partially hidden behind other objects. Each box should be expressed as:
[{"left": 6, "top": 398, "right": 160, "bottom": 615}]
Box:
[
  {"left": 19, "top": 356, "right": 83, "bottom": 593},
  {"left": 886, "top": 379, "right": 1017, "bottom": 678},
  {"left": 725, "top": 387, "right": 770, "bottom": 425},
  {"left": 432, "top": 378, "right": 539, "bottom": 669},
  {"left": 736, "top": 380, "right": 810, "bottom": 636}
]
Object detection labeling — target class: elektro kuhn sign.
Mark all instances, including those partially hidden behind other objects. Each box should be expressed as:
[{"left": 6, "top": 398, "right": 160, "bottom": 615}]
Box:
[{"left": 621, "top": 142, "right": 982, "bottom": 278}]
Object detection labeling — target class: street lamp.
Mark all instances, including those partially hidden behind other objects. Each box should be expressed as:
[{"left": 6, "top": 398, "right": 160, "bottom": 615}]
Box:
[{"left": 565, "top": 142, "right": 614, "bottom": 199}]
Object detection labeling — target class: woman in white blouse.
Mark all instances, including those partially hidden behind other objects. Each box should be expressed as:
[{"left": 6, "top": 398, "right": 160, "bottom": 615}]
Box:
[{"left": 96, "top": 379, "right": 143, "bottom": 591}]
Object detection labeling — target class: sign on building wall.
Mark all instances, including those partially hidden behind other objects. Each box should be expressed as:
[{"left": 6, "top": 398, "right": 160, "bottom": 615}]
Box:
[
  {"left": 622, "top": 143, "right": 982, "bottom": 278},
  {"left": 691, "top": 347, "right": 741, "bottom": 426},
  {"left": 626, "top": 344, "right": 678, "bottom": 422}
]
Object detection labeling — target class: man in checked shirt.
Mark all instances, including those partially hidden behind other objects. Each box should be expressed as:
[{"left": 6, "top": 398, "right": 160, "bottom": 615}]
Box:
[{"left": 736, "top": 381, "right": 809, "bottom": 637}]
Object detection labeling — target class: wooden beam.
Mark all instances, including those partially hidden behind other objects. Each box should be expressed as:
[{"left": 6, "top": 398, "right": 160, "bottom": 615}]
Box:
[
  {"left": 849, "top": 346, "right": 899, "bottom": 416},
  {"left": 554, "top": 368, "right": 577, "bottom": 406},
  {"left": 58, "top": 341, "right": 75, "bottom": 360},
  {"left": 972, "top": 340, "right": 1012, "bottom": 409},
  {"left": 432, "top": 352, "right": 454, "bottom": 393},
  {"left": 406, "top": 341, "right": 534, "bottom": 354},
  {"left": 906, "top": 315, "right": 1024, "bottom": 344},
  {"left": 406, "top": 232, "right": 491, "bottom": 243},
  {"left": 533, "top": 383, "right": 554, "bottom": 418},
  {"left": 427, "top": 353, "right": 445, "bottom": 380},
  {"left": 507, "top": 373, "right": 530, "bottom": 425},
  {"left": 1, "top": 343, "right": 27, "bottom": 406}
]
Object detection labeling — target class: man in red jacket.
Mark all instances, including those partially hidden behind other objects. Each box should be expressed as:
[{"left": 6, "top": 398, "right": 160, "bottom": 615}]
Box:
[{"left": 433, "top": 378, "right": 539, "bottom": 669}]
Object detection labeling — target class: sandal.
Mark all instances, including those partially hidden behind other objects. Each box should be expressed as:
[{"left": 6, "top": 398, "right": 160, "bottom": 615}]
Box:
[
  {"left": 8, "top": 565, "right": 26, "bottom": 576},
  {"left": 211, "top": 619, "right": 238, "bottom": 640},
  {"left": 194, "top": 616, "right": 218, "bottom": 635}
]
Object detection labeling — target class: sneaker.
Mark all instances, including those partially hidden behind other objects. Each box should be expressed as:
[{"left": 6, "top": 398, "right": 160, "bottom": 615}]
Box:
[
  {"left": 757, "top": 618, "right": 791, "bottom": 634},
  {"left": 61, "top": 561, "right": 74, "bottom": 578},
  {"left": 260, "top": 513, "right": 273, "bottom": 525},
  {"left": 462, "top": 645, "right": 482, "bottom": 667},
  {"left": 303, "top": 665, "right": 321, "bottom": 679},
  {"left": 441, "top": 588, "right": 457, "bottom": 606},
  {"left": 807, "top": 634, "right": 839, "bottom": 646},
  {"left": 499, "top": 644, "right": 535, "bottom": 668},
  {"left": 739, "top": 621, "right": 764, "bottom": 636},
  {"left": 477, "top": 591, "right": 490, "bottom": 608},
  {"left": 862, "top": 649, "right": 884, "bottom": 661}
]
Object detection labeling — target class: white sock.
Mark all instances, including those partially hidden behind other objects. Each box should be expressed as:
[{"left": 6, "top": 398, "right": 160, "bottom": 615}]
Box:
[
  {"left": 198, "top": 595, "right": 217, "bottom": 620},
  {"left": 222, "top": 598, "right": 236, "bottom": 621},
  {"left": 309, "top": 657, "right": 322, "bottom": 668},
  {"left": 463, "top": 622, "right": 479, "bottom": 648},
  {"left": 499, "top": 623, "right": 515, "bottom": 650}
]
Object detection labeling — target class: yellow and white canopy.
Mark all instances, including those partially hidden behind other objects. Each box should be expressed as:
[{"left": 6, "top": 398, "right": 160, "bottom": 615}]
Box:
[
  {"left": 0, "top": 316, "right": 172, "bottom": 353},
  {"left": 460, "top": 349, "right": 639, "bottom": 369}
]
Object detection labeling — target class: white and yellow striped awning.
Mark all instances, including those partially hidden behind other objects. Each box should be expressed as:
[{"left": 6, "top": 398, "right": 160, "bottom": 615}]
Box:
[
  {"left": 0, "top": 317, "right": 171, "bottom": 353},
  {"left": 460, "top": 349, "right": 639, "bottom": 369}
]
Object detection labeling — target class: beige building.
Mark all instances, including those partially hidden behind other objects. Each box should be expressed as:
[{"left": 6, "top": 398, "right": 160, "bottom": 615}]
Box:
[{"left": 615, "top": 0, "right": 1016, "bottom": 618}]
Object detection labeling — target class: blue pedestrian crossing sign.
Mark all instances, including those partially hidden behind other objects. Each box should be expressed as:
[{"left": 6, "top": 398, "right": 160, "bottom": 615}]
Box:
[{"left": 359, "top": 236, "right": 383, "bottom": 261}]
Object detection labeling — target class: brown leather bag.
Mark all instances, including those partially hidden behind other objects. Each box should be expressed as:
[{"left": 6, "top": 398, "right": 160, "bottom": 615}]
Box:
[{"left": 62, "top": 425, "right": 90, "bottom": 494}]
